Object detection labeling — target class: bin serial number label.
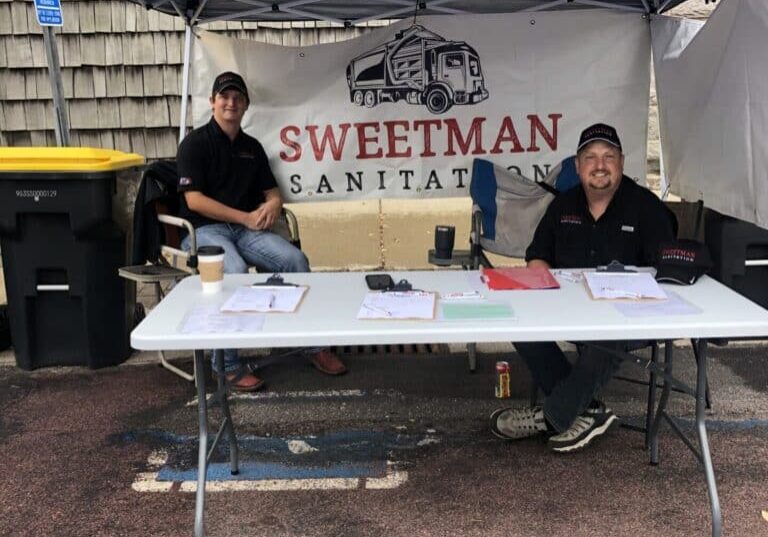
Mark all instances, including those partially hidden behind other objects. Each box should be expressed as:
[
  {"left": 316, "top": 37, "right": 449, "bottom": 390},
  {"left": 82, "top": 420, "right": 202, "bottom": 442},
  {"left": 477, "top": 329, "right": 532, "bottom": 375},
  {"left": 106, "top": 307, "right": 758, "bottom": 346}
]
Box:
[{"left": 16, "top": 189, "right": 57, "bottom": 201}]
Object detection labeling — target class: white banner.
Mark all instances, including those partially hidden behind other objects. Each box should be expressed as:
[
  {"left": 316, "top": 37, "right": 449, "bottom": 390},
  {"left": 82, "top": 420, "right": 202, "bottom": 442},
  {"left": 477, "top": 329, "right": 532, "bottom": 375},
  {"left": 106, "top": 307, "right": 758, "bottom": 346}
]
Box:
[
  {"left": 191, "top": 11, "right": 651, "bottom": 202},
  {"left": 652, "top": 0, "right": 768, "bottom": 229}
]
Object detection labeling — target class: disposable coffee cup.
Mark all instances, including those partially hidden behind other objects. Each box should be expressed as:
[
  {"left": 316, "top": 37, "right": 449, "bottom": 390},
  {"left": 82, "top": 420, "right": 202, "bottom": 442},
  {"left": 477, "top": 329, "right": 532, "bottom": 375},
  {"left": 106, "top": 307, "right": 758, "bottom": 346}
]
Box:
[
  {"left": 434, "top": 225, "right": 456, "bottom": 261},
  {"left": 197, "top": 245, "right": 225, "bottom": 293}
]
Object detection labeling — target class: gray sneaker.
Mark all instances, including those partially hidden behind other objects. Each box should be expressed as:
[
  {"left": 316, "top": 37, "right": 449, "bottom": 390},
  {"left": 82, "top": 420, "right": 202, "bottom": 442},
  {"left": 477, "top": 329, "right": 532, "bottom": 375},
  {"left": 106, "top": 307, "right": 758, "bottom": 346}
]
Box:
[
  {"left": 547, "top": 403, "right": 617, "bottom": 453},
  {"left": 489, "top": 406, "right": 548, "bottom": 440}
]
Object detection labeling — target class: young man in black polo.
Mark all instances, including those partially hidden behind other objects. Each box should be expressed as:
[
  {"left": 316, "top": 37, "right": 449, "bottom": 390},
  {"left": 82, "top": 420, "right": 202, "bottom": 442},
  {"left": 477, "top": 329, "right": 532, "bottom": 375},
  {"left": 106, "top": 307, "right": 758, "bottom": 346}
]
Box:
[
  {"left": 490, "top": 123, "right": 675, "bottom": 452},
  {"left": 177, "top": 71, "right": 347, "bottom": 391}
]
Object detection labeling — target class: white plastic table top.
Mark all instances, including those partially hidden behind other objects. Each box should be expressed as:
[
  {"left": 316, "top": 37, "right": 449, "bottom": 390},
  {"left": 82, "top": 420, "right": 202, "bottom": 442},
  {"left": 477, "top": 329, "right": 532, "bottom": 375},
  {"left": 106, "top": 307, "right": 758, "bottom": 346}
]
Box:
[{"left": 131, "top": 270, "right": 768, "bottom": 351}]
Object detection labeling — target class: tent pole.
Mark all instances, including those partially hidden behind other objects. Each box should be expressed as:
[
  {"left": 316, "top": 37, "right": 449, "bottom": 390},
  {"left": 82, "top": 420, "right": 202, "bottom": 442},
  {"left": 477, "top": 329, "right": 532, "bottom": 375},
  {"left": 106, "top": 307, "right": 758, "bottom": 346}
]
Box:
[
  {"left": 43, "top": 26, "right": 70, "bottom": 147},
  {"left": 179, "top": 23, "right": 193, "bottom": 143}
]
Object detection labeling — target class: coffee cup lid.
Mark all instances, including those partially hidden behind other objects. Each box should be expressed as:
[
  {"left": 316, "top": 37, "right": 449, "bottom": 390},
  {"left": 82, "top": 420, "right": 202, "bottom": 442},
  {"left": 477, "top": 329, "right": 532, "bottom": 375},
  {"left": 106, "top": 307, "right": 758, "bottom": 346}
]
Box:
[{"left": 197, "top": 245, "right": 225, "bottom": 256}]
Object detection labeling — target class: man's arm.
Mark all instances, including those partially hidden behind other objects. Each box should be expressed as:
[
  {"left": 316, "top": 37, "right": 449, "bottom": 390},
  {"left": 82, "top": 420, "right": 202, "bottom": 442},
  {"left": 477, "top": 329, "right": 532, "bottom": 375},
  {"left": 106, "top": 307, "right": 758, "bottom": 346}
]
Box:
[
  {"left": 184, "top": 191, "right": 250, "bottom": 226},
  {"left": 526, "top": 258, "right": 552, "bottom": 269},
  {"left": 523, "top": 199, "right": 558, "bottom": 268},
  {"left": 184, "top": 188, "right": 283, "bottom": 231}
]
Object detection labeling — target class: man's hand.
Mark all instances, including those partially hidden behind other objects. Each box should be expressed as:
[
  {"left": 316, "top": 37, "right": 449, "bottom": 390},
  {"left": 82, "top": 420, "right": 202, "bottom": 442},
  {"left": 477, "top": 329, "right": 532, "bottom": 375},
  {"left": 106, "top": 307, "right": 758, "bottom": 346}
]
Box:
[{"left": 243, "top": 198, "right": 281, "bottom": 231}]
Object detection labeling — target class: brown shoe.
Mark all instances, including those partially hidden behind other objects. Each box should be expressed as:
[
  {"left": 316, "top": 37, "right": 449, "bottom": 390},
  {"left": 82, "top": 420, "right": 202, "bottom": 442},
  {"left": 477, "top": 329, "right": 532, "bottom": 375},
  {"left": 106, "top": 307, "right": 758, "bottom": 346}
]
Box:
[
  {"left": 309, "top": 350, "right": 347, "bottom": 376},
  {"left": 218, "top": 367, "right": 265, "bottom": 392}
]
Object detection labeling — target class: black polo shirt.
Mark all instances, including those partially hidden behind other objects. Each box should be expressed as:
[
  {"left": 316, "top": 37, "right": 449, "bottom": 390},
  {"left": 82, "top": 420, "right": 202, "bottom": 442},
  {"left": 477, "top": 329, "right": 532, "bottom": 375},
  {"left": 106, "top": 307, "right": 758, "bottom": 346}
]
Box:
[
  {"left": 176, "top": 119, "right": 278, "bottom": 229},
  {"left": 525, "top": 176, "right": 675, "bottom": 268}
]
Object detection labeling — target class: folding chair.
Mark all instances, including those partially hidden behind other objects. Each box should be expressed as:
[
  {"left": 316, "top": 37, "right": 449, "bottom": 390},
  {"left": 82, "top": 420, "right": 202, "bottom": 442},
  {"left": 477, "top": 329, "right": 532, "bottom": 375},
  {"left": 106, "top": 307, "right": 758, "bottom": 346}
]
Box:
[
  {"left": 428, "top": 158, "right": 558, "bottom": 370},
  {"left": 119, "top": 160, "right": 301, "bottom": 382}
]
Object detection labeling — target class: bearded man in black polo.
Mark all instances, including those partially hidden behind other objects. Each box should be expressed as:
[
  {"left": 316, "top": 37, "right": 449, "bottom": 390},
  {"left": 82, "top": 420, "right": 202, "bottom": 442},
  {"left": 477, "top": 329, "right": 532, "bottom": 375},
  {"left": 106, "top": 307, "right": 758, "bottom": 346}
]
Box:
[{"left": 490, "top": 123, "right": 675, "bottom": 452}]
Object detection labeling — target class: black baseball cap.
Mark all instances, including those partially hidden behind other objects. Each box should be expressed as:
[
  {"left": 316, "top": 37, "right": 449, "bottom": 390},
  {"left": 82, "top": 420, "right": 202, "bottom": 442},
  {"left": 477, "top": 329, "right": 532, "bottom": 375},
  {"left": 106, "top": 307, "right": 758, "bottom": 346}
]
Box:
[
  {"left": 655, "top": 239, "right": 712, "bottom": 285},
  {"left": 211, "top": 72, "right": 249, "bottom": 101},
  {"left": 577, "top": 123, "right": 622, "bottom": 153}
]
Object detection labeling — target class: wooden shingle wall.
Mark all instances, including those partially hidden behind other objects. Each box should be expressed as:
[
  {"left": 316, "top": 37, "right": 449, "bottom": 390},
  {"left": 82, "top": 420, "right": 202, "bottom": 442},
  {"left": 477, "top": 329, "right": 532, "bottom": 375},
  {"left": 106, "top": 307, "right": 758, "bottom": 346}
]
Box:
[{"left": 0, "top": 0, "right": 373, "bottom": 158}]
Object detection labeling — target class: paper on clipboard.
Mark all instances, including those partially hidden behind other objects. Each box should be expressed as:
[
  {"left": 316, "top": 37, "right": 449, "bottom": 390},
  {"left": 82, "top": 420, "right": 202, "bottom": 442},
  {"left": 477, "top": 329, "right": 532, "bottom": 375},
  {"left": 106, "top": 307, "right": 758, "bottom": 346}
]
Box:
[
  {"left": 220, "top": 285, "right": 308, "bottom": 313},
  {"left": 357, "top": 291, "right": 436, "bottom": 320},
  {"left": 583, "top": 272, "right": 667, "bottom": 300}
]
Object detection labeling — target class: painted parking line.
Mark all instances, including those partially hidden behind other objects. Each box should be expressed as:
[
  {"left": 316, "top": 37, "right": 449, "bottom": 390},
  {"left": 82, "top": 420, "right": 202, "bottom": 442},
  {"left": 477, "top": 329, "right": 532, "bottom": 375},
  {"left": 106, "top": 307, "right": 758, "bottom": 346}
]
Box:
[{"left": 186, "top": 389, "right": 366, "bottom": 406}]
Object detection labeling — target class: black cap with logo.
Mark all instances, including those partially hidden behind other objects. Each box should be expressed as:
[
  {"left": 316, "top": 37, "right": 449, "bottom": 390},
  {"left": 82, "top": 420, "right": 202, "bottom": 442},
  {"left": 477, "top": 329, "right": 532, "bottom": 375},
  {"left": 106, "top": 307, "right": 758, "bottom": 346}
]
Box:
[
  {"left": 655, "top": 239, "right": 713, "bottom": 285},
  {"left": 211, "top": 71, "right": 249, "bottom": 101},
  {"left": 577, "top": 123, "right": 622, "bottom": 153}
]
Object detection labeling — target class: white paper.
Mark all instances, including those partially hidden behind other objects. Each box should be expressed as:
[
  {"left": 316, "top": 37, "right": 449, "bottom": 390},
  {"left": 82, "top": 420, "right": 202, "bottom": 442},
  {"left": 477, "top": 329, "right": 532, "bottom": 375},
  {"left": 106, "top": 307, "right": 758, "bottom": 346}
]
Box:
[
  {"left": 583, "top": 272, "right": 668, "bottom": 300},
  {"left": 357, "top": 291, "right": 436, "bottom": 320},
  {"left": 613, "top": 291, "right": 702, "bottom": 317},
  {"left": 220, "top": 286, "right": 307, "bottom": 313},
  {"left": 181, "top": 305, "right": 266, "bottom": 333}
]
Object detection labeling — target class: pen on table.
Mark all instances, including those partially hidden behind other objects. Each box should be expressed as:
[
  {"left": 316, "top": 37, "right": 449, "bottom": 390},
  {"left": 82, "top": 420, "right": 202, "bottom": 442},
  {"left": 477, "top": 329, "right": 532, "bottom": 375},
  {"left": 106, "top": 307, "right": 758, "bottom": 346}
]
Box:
[
  {"left": 600, "top": 287, "right": 642, "bottom": 298},
  {"left": 363, "top": 304, "right": 392, "bottom": 317},
  {"left": 553, "top": 270, "right": 582, "bottom": 283},
  {"left": 441, "top": 291, "right": 483, "bottom": 301}
]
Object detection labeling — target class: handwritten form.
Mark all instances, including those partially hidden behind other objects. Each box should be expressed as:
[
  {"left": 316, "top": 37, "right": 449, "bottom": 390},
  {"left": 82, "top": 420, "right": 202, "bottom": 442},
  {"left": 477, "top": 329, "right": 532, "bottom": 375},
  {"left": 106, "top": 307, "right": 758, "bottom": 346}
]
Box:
[
  {"left": 220, "top": 286, "right": 308, "bottom": 313},
  {"left": 583, "top": 272, "right": 668, "bottom": 300},
  {"left": 357, "top": 291, "right": 437, "bottom": 320},
  {"left": 181, "top": 305, "right": 265, "bottom": 334}
]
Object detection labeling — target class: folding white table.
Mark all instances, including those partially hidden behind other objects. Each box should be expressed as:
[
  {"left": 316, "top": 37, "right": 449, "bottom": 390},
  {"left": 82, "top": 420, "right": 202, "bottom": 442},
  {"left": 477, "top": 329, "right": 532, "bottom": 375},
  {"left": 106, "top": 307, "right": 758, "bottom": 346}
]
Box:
[{"left": 131, "top": 270, "right": 768, "bottom": 537}]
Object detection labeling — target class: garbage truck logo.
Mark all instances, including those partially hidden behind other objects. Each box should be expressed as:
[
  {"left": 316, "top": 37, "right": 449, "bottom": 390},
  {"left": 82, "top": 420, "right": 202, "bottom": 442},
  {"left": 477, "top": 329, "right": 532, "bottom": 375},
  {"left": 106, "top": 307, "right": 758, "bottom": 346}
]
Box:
[
  {"left": 346, "top": 25, "right": 489, "bottom": 115},
  {"left": 16, "top": 189, "right": 57, "bottom": 202}
]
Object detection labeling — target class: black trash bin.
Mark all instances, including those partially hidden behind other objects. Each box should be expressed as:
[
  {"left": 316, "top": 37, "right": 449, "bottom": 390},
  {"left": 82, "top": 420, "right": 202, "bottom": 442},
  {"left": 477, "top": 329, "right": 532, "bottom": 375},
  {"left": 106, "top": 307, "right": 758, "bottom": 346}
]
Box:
[
  {"left": 0, "top": 147, "right": 145, "bottom": 369},
  {"left": 704, "top": 208, "right": 768, "bottom": 310}
]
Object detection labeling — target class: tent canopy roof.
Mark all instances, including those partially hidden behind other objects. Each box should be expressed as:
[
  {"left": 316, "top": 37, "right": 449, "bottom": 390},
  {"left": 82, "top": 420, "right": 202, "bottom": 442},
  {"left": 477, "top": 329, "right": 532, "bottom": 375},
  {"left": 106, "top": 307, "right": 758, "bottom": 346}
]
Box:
[{"left": 130, "top": 0, "right": 698, "bottom": 26}]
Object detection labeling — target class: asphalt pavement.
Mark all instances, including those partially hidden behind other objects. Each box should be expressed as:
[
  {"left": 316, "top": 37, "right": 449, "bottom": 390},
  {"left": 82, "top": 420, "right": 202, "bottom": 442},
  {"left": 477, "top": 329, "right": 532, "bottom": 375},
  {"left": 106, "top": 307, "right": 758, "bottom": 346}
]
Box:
[{"left": 1, "top": 342, "right": 768, "bottom": 537}]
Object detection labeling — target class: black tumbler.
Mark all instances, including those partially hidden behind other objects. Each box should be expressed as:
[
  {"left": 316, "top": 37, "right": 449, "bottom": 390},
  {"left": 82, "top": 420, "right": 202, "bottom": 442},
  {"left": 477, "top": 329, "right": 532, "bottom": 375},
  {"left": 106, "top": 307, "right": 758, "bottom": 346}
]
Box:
[{"left": 434, "top": 225, "right": 456, "bottom": 261}]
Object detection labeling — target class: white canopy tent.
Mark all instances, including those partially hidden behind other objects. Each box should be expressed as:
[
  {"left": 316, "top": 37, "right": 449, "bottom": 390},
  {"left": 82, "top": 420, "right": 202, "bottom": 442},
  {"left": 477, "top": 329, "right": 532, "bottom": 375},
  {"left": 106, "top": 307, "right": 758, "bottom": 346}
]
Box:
[
  {"left": 652, "top": 0, "right": 768, "bottom": 228},
  {"left": 73, "top": 0, "right": 764, "bottom": 231},
  {"left": 127, "top": 0, "right": 696, "bottom": 25}
]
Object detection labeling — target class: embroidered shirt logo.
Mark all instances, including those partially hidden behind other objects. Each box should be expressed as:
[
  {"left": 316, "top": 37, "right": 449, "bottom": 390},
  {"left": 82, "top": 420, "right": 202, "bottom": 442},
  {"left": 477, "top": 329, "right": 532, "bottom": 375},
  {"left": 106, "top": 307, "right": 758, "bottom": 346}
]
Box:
[
  {"left": 560, "top": 214, "right": 582, "bottom": 225},
  {"left": 179, "top": 176, "right": 192, "bottom": 186}
]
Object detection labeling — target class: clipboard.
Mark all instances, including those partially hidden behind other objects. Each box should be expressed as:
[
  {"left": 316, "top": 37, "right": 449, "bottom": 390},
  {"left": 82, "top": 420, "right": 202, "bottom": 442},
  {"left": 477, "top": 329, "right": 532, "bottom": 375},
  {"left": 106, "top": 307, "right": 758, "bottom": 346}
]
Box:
[{"left": 220, "top": 285, "right": 308, "bottom": 313}]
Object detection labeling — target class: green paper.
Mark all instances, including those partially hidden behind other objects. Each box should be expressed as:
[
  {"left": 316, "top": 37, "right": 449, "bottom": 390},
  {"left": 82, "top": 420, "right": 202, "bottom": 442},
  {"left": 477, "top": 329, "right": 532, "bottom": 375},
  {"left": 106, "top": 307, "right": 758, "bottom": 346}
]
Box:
[{"left": 441, "top": 302, "right": 514, "bottom": 320}]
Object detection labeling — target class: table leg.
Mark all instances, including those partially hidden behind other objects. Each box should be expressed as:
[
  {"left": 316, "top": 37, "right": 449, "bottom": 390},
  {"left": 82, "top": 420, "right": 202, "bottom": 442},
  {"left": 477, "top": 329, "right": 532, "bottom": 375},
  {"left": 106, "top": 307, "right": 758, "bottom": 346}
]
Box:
[
  {"left": 695, "top": 340, "right": 722, "bottom": 537},
  {"left": 216, "top": 366, "right": 240, "bottom": 475},
  {"left": 644, "top": 342, "right": 659, "bottom": 450},
  {"left": 649, "top": 340, "right": 674, "bottom": 465},
  {"left": 194, "top": 349, "right": 208, "bottom": 537}
]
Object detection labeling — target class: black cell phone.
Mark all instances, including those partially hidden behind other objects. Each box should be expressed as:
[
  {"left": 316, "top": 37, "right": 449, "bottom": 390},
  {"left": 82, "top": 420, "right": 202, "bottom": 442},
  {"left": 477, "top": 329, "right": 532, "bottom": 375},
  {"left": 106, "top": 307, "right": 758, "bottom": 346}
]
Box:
[{"left": 365, "top": 273, "right": 395, "bottom": 290}]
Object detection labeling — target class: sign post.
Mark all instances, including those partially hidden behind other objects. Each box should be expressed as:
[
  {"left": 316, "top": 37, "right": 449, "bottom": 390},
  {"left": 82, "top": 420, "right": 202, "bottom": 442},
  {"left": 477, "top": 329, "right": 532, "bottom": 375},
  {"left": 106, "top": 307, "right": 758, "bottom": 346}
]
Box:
[{"left": 35, "top": 0, "right": 70, "bottom": 146}]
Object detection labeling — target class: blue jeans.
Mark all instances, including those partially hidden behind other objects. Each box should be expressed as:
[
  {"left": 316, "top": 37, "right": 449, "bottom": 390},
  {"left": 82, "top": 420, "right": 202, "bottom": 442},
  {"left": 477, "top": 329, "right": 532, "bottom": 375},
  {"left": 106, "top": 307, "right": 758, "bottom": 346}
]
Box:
[
  {"left": 182, "top": 223, "right": 310, "bottom": 372},
  {"left": 513, "top": 341, "right": 625, "bottom": 432}
]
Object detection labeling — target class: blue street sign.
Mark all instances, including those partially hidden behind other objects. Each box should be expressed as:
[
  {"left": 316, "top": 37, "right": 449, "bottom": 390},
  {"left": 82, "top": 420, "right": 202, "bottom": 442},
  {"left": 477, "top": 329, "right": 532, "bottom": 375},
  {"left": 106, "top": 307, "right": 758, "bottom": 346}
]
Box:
[{"left": 34, "top": 0, "right": 64, "bottom": 27}]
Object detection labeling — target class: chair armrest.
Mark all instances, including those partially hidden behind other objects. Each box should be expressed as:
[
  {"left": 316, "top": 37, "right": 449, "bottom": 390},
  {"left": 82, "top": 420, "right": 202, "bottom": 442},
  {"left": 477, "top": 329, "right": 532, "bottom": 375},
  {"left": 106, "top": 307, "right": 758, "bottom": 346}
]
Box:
[
  {"left": 158, "top": 214, "right": 196, "bottom": 252},
  {"left": 276, "top": 207, "right": 301, "bottom": 248},
  {"left": 157, "top": 214, "right": 197, "bottom": 270}
]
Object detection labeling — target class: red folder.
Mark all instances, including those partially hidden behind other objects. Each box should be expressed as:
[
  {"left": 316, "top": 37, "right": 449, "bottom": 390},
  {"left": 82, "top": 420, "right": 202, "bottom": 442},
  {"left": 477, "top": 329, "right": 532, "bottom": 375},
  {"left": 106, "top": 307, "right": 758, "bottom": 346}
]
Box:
[{"left": 481, "top": 267, "right": 560, "bottom": 290}]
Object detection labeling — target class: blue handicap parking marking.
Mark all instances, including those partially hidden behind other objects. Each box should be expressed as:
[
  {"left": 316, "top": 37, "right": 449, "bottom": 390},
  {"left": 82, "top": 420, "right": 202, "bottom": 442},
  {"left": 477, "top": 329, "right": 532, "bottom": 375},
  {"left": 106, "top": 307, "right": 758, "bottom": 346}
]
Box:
[
  {"left": 137, "top": 429, "right": 436, "bottom": 484},
  {"left": 158, "top": 460, "right": 387, "bottom": 482}
]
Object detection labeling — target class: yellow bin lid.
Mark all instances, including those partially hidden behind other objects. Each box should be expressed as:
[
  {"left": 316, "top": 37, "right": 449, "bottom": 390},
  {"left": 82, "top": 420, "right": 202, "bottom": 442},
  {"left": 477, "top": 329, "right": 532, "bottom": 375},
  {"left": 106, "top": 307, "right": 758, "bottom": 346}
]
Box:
[{"left": 0, "top": 147, "right": 145, "bottom": 172}]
